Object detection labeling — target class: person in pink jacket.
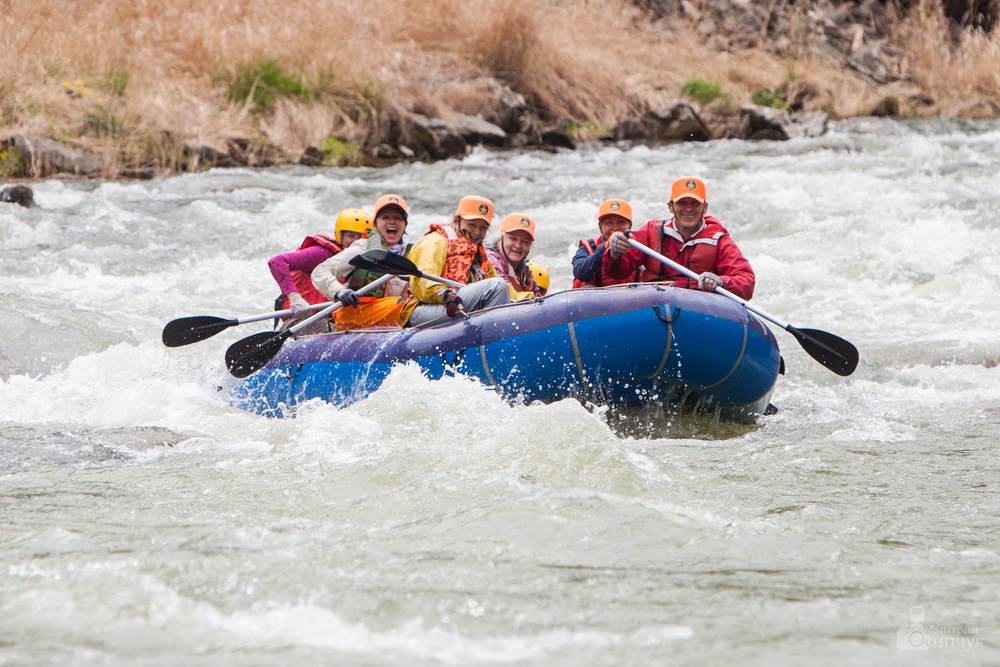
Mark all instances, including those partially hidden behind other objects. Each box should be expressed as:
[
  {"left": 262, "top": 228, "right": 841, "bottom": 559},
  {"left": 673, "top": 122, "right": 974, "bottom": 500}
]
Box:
[
  {"left": 267, "top": 208, "right": 372, "bottom": 316},
  {"left": 604, "top": 177, "right": 755, "bottom": 300}
]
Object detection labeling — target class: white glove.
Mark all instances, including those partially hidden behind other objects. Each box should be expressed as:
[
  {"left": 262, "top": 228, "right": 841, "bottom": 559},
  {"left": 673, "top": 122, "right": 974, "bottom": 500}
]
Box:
[
  {"left": 288, "top": 292, "right": 310, "bottom": 314},
  {"left": 698, "top": 272, "right": 723, "bottom": 292},
  {"left": 608, "top": 232, "right": 631, "bottom": 259}
]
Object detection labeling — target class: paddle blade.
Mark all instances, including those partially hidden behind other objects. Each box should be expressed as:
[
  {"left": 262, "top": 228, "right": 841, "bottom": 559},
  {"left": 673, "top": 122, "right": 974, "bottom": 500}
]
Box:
[
  {"left": 787, "top": 326, "right": 859, "bottom": 377},
  {"left": 349, "top": 248, "right": 421, "bottom": 277},
  {"left": 162, "top": 316, "right": 236, "bottom": 347},
  {"left": 225, "top": 331, "right": 291, "bottom": 378}
]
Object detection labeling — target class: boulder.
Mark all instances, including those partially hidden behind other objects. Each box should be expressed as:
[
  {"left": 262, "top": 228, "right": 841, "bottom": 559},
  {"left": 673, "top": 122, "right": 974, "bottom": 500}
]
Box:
[
  {"left": 613, "top": 102, "right": 711, "bottom": 142},
  {"left": 448, "top": 113, "right": 507, "bottom": 147},
  {"left": 0, "top": 184, "right": 36, "bottom": 207},
  {"left": 10, "top": 134, "right": 105, "bottom": 177},
  {"left": 402, "top": 113, "right": 469, "bottom": 160},
  {"left": 439, "top": 77, "right": 542, "bottom": 147},
  {"left": 741, "top": 105, "right": 829, "bottom": 140}
]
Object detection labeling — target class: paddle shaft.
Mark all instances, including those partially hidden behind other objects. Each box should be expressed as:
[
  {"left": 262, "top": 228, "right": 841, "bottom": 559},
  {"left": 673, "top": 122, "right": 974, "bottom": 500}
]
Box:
[
  {"left": 285, "top": 274, "right": 394, "bottom": 335},
  {"left": 625, "top": 237, "right": 858, "bottom": 376},
  {"left": 238, "top": 301, "right": 334, "bottom": 325},
  {"left": 625, "top": 237, "right": 793, "bottom": 330},
  {"left": 413, "top": 271, "right": 464, "bottom": 290}
]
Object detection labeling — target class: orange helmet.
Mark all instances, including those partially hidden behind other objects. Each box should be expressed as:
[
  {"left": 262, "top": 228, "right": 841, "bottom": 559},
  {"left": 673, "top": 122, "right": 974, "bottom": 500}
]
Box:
[
  {"left": 669, "top": 177, "right": 707, "bottom": 203},
  {"left": 454, "top": 195, "right": 494, "bottom": 223},
  {"left": 598, "top": 198, "right": 633, "bottom": 223},
  {"left": 499, "top": 213, "right": 536, "bottom": 241},
  {"left": 373, "top": 193, "right": 409, "bottom": 221}
]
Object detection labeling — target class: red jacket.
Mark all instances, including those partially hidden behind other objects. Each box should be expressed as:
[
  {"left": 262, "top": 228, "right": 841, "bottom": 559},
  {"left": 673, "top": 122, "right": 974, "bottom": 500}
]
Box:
[{"left": 604, "top": 216, "right": 755, "bottom": 300}]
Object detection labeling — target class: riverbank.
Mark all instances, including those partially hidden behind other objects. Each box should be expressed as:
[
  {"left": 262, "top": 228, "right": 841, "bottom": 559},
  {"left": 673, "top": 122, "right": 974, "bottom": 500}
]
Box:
[{"left": 2, "top": 0, "right": 999, "bottom": 180}]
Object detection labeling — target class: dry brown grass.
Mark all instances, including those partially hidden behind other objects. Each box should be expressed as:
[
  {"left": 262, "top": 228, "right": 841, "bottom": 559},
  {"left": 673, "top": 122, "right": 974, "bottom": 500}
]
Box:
[
  {"left": 891, "top": 0, "right": 1000, "bottom": 116},
  {"left": 1, "top": 0, "right": 998, "bottom": 174}
]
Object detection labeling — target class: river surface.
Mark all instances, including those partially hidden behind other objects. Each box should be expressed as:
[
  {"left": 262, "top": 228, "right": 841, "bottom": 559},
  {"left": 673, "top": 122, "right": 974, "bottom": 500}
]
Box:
[{"left": 2, "top": 118, "right": 999, "bottom": 665}]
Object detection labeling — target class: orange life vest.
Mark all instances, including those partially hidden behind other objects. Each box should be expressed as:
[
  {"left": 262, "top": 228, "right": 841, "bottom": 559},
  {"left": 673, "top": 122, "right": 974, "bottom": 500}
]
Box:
[
  {"left": 333, "top": 296, "right": 408, "bottom": 331},
  {"left": 429, "top": 223, "right": 492, "bottom": 285}
]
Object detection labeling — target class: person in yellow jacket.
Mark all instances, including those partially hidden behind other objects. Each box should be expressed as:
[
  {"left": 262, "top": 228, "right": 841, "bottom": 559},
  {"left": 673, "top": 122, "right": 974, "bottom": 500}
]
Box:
[{"left": 401, "top": 195, "right": 514, "bottom": 327}]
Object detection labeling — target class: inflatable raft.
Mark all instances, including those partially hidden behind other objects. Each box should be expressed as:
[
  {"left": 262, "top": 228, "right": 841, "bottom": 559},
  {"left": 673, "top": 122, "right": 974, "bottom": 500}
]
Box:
[{"left": 227, "top": 283, "right": 783, "bottom": 422}]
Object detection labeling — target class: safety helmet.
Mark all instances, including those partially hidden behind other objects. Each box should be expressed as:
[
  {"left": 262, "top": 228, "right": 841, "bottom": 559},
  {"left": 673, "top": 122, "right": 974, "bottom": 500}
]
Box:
[
  {"left": 335, "top": 208, "right": 373, "bottom": 243},
  {"left": 527, "top": 261, "right": 549, "bottom": 294},
  {"left": 373, "top": 194, "right": 409, "bottom": 221},
  {"left": 669, "top": 177, "right": 707, "bottom": 203},
  {"left": 455, "top": 195, "right": 495, "bottom": 224},
  {"left": 598, "top": 198, "right": 633, "bottom": 224},
  {"left": 499, "top": 213, "right": 536, "bottom": 241}
]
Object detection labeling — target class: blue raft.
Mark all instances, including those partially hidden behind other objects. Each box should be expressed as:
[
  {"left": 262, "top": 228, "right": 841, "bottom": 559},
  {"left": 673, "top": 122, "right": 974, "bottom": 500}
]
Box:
[{"left": 228, "top": 283, "right": 782, "bottom": 421}]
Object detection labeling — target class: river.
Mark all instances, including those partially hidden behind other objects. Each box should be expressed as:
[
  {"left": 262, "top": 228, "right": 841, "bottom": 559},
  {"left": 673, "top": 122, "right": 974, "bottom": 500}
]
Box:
[{"left": 2, "top": 117, "right": 999, "bottom": 665}]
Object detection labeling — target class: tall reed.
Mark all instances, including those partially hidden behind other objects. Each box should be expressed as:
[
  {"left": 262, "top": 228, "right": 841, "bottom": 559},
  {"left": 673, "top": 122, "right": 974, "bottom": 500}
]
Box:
[{"left": 1, "top": 0, "right": 998, "bottom": 172}]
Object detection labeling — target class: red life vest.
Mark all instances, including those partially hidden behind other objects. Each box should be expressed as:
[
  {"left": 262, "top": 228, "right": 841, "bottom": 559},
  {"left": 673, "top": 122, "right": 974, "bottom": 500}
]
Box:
[
  {"left": 572, "top": 235, "right": 639, "bottom": 288},
  {"left": 641, "top": 216, "right": 724, "bottom": 289},
  {"left": 285, "top": 233, "right": 343, "bottom": 307},
  {"left": 429, "top": 224, "right": 492, "bottom": 285}
]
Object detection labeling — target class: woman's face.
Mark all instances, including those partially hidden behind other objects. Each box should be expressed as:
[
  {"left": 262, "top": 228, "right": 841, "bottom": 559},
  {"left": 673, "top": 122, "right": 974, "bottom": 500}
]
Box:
[
  {"left": 501, "top": 230, "right": 533, "bottom": 263},
  {"left": 458, "top": 217, "right": 491, "bottom": 245},
  {"left": 375, "top": 208, "right": 407, "bottom": 246}
]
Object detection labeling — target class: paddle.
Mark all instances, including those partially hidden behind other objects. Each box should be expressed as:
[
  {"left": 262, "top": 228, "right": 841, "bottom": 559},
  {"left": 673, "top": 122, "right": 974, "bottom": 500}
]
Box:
[
  {"left": 347, "top": 248, "right": 465, "bottom": 289},
  {"left": 162, "top": 302, "right": 336, "bottom": 347},
  {"left": 225, "top": 273, "right": 394, "bottom": 378},
  {"left": 624, "top": 236, "right": 859, "bottom": 376},
  {"left": 226, "top": 249, "right": 476, "bottom": 378}
]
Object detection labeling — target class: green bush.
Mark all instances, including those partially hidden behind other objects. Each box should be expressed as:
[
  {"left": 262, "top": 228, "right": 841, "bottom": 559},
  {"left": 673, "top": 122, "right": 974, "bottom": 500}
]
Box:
[
  {"left": 83, "top": 109, "right": 122, "bottom": 137},
  {"left": 100, "top": 68, "right": 130, "bottom": 97},
  {"left": 751, "top": 87, "right": 789, "bottom": 110},
  {"left": 566, "top": 119, "right": 609, "bottom": 142},
  {"left": 320, "top": 136, "right": 362, "bottom": 167},
  {"left": 0, "top": 145, "right": 25, "bottom": 178},
  {"left": 225, "top": 59, "right": 313, "bottom": 111},
  {"left": 681, "top": 79, "right": 722, "bottom": 104}
]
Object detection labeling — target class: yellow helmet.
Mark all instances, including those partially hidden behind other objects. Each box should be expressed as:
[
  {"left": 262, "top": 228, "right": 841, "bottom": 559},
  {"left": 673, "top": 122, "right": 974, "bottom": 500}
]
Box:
[
  {"left": 334, "top": 208, "right": 373, "bottom": 244},
  {"left": 527, "top": 261, "right": 549, "bottom": 294}
]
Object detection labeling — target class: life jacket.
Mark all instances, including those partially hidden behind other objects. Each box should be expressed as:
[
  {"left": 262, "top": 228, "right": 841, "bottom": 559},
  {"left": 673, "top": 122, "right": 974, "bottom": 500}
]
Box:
[
  {"left": 572, "top": 235, "right": 639, "bottom": 288},
  {"left": 486, "top": 246, "right": 541, "bottom": 296},
  {"left": 429, "top": 223, "right": 492, "bottom": 285},
  {"left": 333, "top": 296, "right": 408, "bottom": 331},
  {"left": 285, "top": 233, "right": 343, "bottom": 306},
  {"left": 572, "top": 237, "right": 602, "bottom": 288},
  {"left": 344, "top": 234, "right": 413, "bottom": 298},
  {"left": 641, "top": 215, "right": 724, "bottom": 289}
]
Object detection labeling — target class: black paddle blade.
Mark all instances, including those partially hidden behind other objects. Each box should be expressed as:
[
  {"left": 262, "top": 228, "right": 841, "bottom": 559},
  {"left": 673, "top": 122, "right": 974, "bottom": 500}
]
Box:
[
  {"left": 162, "top": 316, "right": 236, "bottom": 347},
  {"left": 349, "top": 248, "right": 420, "bottom": 277},
  {"left": 225, "top": 331, "right": 291, "bottom": 378},
  {"left": 788, "top": 326, "right": 859, "bottom": 377}
]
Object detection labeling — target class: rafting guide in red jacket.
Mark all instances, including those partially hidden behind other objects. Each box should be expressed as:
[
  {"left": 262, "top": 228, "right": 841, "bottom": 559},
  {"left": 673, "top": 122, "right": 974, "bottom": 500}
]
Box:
[{"left": 604, "top": 177, "right": 755, "bottom": 300}]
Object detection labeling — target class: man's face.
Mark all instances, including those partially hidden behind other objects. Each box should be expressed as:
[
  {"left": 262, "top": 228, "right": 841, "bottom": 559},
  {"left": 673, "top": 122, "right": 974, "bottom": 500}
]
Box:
[
  {"left": 668, "top": 197, "right": 707, "bottom": 237},
  {"left": 598, "top": 214, "right": 631, "bottom": 240}
]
